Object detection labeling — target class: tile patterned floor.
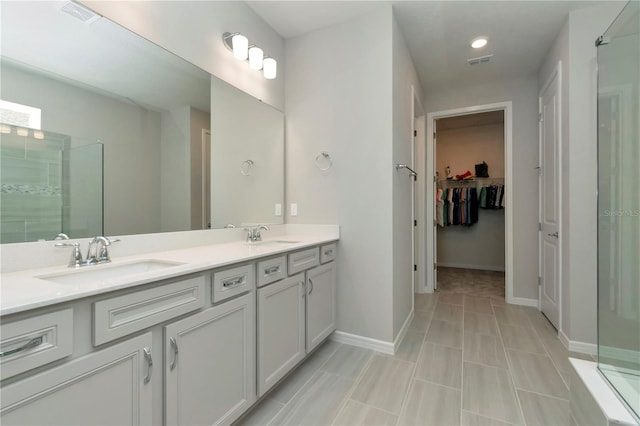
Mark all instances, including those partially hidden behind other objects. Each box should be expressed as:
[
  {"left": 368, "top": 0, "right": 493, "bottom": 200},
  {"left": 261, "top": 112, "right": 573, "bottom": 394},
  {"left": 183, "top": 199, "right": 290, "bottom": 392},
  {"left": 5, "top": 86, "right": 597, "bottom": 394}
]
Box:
[
  {"left": 437, "top": 267, "right": 505, "bottom": 300},
  {"left": 237, "top": 287, "right": 594, "bottom": 425}
]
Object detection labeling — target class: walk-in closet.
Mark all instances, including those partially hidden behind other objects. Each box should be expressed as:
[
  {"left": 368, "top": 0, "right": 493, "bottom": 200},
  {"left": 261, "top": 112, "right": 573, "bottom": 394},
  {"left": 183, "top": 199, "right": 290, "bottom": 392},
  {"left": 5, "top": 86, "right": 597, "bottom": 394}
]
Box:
[{"left": 434, "top": 110, "right": 506, "bottom": 299}]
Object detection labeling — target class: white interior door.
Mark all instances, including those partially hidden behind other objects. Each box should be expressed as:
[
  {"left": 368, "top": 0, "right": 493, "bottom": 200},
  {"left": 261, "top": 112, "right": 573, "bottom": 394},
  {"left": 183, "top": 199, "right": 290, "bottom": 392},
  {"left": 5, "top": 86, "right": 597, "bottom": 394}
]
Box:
[
  {"left": 433, "top": 120, "right": 438, "bottom": 290},
  {"left": 539, "top": 63, "right": 562, "bottom": 329},
  {"left": 202, "top": 130, "right": 211, "bottom": 229}
]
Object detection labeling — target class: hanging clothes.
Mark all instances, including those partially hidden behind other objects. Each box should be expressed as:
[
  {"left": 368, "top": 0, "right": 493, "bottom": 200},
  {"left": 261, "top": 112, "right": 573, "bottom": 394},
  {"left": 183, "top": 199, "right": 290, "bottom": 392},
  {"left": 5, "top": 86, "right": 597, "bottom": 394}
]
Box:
[{"left": 436, "top": 188, "right": 444, "bottom": 227}]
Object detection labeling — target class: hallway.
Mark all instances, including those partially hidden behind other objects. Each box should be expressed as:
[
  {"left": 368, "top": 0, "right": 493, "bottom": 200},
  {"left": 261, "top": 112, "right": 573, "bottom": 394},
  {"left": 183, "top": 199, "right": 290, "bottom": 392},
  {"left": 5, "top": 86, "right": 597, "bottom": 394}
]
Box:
[{"left": 238, "top": 289, "right": 594, "bottom": 425}]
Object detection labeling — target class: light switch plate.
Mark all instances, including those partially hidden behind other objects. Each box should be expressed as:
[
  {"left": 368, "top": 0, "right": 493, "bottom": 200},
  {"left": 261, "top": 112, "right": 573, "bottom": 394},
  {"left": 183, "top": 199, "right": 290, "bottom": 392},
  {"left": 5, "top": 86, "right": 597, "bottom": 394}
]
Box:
[
  {"left": 290, "top": 203, "right": 298, "bottom": 216},
  {"left": 275, "top": 203, "right": 282, "bottom": 216}
]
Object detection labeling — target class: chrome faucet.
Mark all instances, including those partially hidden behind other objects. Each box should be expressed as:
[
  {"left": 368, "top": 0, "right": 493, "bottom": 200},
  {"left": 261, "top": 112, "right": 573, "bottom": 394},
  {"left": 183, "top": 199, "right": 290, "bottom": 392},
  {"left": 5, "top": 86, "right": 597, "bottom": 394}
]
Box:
[
  {"left": 244, "top": 225, "right": 270, "bottom": 243},
  {"left": 55, "top": 236, "right": 120, "bottom": 268}
]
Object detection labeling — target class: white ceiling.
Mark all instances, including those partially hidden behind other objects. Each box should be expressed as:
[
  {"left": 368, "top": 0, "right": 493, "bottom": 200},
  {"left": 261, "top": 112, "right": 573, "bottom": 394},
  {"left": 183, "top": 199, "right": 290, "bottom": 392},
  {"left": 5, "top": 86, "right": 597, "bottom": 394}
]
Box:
[{"left": 247, "top": 0, "right": 612, "bottom": 93}]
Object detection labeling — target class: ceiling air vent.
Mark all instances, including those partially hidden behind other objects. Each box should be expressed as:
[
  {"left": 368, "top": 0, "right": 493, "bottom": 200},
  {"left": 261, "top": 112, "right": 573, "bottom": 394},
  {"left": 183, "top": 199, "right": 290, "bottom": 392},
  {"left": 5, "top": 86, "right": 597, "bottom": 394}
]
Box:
[
  {"left": 467, "top": 54, "right": 493, "bottom": 66},
  {"left": 59, "top": 1, "right": 101, "bottom": 24}
]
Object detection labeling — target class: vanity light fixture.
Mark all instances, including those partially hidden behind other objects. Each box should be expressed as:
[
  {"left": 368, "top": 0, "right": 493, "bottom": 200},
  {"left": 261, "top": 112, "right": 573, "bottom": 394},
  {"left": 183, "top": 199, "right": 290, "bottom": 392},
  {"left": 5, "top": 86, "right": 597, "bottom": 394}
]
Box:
[
  {"left": 33, "top": 130, "right": 45, "bottom": 140},
  {"left": 16, "top": 127, "right": 29, "bottom": 137},
  {"left": 222, "top": 32, "right": 277, "bottom": 79},
  {"left": 471, "top": 37, "right": 488, "bottom": 49},
  {"left": 0, "top": 124, "right": 10, "bottom": 134},
  {"left": 263, "top": 57, "right": 277, "bottom": 80},
  {"left": 249, "top": 46, "right": 264, "bottom": 70}
]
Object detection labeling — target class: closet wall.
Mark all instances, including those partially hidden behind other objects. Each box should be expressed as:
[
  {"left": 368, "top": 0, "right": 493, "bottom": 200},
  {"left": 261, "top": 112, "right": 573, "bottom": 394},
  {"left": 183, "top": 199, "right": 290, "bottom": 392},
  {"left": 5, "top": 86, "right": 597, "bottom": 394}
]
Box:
[{"left": 436, "top": 114, "right": 505, "bottom": 271}]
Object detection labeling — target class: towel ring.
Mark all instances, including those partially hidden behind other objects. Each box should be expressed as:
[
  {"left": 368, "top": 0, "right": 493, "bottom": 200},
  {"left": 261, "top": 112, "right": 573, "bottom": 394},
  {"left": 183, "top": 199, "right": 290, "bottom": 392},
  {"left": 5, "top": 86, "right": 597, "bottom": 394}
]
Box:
[
  {"left": 240, "top": 160, "right": 254, "bottom": 176},
  {"left": 315, "top": 152, "right": 332, "bottom": 171}
]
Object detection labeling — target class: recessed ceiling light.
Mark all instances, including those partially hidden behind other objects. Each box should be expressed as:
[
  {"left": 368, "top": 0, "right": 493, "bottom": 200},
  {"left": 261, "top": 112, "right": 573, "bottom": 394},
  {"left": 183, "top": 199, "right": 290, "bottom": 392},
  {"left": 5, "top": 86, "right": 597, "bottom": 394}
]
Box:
[{"left": 471, "top": 37, "right": 488, "bottom": 49}]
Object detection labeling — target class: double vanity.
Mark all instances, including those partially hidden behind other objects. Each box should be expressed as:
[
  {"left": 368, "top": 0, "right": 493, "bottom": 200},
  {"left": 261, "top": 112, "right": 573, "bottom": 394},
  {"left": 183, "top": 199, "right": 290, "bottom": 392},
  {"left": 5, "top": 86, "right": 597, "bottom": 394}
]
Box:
[{"left": 0, "top": 226, "right": 339, "bottom": 425}]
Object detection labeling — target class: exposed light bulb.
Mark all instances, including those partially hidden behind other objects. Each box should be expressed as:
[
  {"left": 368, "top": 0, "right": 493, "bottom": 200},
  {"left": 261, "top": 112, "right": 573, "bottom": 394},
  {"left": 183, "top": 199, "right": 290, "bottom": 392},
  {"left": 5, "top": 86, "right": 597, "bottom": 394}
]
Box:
[
  {"left": 471, "top": 37, "right": 488, "bottom": 49},
  {"left": 232, "top": 34, "right": 248, "bottom": 60},
  {"left": 263, "top": 57, "right": 277, "bottom": 80},
  {"left": 249, "top": 46, "right": 264, "bottom": 70}
]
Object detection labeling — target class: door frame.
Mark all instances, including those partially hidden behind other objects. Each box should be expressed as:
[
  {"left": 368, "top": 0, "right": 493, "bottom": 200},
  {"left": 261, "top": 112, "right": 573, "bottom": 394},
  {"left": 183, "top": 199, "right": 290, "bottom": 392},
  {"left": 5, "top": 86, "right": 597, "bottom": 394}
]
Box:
[
  {"left": 412, "top": 86, "right": 426, "bottom": 295},
  {"left": 425, "top": 101, "right": 514, "bottom": 303},
  {"left": 538, "top": 61, "right": 563, "bottom": 329}
]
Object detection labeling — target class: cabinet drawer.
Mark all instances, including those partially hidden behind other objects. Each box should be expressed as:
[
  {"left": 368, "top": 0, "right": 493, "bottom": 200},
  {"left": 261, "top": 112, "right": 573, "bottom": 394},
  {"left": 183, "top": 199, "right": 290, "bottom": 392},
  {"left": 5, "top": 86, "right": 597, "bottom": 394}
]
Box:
[
  {"left": 0, "top": 308, "right": 73, "bottom": 380},
  {"left": 93, "top": 275, "right": 206, "bottom": 346},
  {"left": 257, "top": 256, "right": 287, "bottom": 287},
  {"left": 212, "top": 264, "right": 254, "bottom": 303},
  {"left": 320, "top": 243, "right": 337, "bottom": 264},
  {"left": 288, "top": 247, "right": 320, "bottom": 275}
]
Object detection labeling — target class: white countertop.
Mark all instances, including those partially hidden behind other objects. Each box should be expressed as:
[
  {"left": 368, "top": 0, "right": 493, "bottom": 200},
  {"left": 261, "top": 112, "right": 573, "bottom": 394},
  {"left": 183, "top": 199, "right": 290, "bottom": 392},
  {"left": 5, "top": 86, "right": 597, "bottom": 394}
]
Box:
[{"left": 0, "top": 233, "right": 338, "bottom": 317}]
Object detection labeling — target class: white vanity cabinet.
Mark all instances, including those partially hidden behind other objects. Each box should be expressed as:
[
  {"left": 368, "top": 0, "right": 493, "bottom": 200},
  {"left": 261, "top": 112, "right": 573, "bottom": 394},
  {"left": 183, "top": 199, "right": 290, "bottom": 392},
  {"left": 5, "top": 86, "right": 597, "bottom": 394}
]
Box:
[
  {"left": 257, "top": 246, "right": 337, "bottom": 397},
  {"left": 164, "top": 292, "right": 255, "bottom": 426},
  {"left": 305, "top": 262, "right": 337, "bottom": 352},
  {"left": 0, "top": 332, "right": 153, "bottom": 426},
  {"left": 257, "top": 273, "right": 306, "bottom": 396}
]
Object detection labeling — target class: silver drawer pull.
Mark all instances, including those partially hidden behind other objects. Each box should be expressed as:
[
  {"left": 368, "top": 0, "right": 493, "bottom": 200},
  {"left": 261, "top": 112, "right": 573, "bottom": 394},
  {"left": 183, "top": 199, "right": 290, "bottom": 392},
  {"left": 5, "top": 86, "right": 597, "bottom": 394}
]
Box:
[
  {"left": 143, "top": 347, "right": 153, "bottom": 384},
  {"left": 264, "top": 265, "right": 280, "bottom": 275},
  {"left": 222, "top": 276, "right": 244, "bottom": 288},
  {"left": 0, "top": 336, "right": 44, "bottom": 358},
  {"left": 324, "top": 249, "right": 333, "bottom": 256},
  {"left": 170, "top": 337, "right": 178, "bottom": 371},
  {"left": 308, "top": 278, "right": 314, "bottom": 295}
]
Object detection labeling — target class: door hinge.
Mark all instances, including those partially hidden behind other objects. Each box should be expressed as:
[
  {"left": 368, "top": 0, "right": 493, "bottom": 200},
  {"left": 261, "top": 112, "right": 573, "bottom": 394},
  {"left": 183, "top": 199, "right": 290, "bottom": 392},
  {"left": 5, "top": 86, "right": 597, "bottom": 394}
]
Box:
[
  {"left": 414, "top": 264, "right": 417, "bottom": 271},
  {"left": 538, "top": 222, "right": 542, "bottom": 231},
  {"left": 414, "top": 130, "right": 417, "bottom": 137},
  {"left": 433, "top": 220, "right": 436, "bottom": 227},
  {"left": 433, "top": 175, "right": 437, "bottom": 183},
  {"left": 539, "top": 113, "right": 543, "bottom": 123},
  {"left": 434, "top": 263, "right": 437, "bottom": 271},
  {"left": 414, "top": 219, "right": 417, "bottom": 227},
  {"left": 538, "top": 277, "right": 542, "bottom": 286}
]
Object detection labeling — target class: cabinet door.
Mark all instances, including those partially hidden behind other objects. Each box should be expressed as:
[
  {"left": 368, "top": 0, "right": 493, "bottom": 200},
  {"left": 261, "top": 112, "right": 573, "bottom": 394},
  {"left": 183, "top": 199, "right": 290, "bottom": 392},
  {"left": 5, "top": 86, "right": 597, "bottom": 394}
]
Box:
[
  {"left": 0, "top": 333, "right": 153, "bottom": 426},
  {"left": 164, "top": 293, "right": 255, "bottom": 426},
  {"left": 257, "top": 274, "right": 305, "bottom": 397},
  {"left": 306, "top": 263, "right": 336, "bottom": 352}
]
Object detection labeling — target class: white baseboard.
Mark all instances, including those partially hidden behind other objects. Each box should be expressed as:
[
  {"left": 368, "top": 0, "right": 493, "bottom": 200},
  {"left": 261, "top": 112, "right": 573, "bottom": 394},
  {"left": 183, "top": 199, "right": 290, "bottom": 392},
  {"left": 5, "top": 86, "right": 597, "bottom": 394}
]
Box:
[
  {"left": 393, "top": 310, "right": 414, "bottom": 353},
  {"left": 558, "top": 329, "right": 597, "bottom": 356},
  {"left": 569, "top": 340, "right": 597, "bottom": 356},
  {"left": 507, "top": 297, "right": 539, "bottom": 308},
  {"left": 438, "top": 262, "right": 505, "bottom": 272},
  {"left": 330, "top": 331, "right": 394, "bottom": 355},
  {"left": 559, "top": 329, "right": 570, "bottom": 349}
]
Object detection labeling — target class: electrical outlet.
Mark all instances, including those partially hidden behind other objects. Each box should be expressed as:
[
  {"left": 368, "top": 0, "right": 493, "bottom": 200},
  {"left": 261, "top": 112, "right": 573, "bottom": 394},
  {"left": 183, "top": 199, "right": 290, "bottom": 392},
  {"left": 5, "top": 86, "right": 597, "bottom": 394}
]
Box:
[
  {"left": 290, "top": 203, "right": 298, "bottom": 217},
  {"left": 275, "top": 203, "right": 282, "bottom": 216}
]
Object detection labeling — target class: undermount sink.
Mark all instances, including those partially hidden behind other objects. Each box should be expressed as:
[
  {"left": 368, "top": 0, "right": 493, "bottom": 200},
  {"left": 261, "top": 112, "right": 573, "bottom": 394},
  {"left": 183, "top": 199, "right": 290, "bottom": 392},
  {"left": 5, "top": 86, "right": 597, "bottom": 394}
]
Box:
[{"left": 36, "top": 260, "right": 185, "bottom": 286}]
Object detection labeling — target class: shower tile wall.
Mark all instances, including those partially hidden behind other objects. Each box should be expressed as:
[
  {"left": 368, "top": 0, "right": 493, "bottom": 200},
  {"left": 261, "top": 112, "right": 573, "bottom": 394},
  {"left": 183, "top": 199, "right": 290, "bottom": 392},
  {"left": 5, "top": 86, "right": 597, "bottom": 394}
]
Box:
[{"left": 0, "top": 130, "right": 69, "bottom": 243}]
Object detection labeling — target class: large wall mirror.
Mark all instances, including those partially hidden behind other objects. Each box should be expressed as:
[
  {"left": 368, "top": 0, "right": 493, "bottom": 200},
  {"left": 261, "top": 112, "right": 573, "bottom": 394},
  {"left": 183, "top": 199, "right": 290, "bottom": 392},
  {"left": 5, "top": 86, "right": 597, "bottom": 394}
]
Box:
[{"left": 0, "top": 1, "right": 284, "bottom": 244}]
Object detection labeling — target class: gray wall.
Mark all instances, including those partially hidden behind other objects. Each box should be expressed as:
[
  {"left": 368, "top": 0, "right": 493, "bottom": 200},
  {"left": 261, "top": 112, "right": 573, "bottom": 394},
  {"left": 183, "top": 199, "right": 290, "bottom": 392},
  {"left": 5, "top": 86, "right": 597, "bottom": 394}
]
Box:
[
  {"left": 285, "top": 6, "right": 396, "bottom": 342},
  {"left": 538, "top": 1, "right": 627, "bottom": 345},
  {"left": 392, "top": 15, "right": 424, "bottom": 338},
  {"left": 425, "top": 76, "right": 540, "bottom": 301}
]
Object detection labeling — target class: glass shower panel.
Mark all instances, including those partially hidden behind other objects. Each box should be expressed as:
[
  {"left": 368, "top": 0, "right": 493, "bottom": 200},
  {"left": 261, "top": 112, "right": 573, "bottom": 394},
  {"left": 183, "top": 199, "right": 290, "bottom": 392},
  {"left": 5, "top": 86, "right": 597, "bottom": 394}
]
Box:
[
  {"left": 0, "top": 126, "right": 68, "bottom": 243},
  {"left": 597, "top": 0, "right": 640, "bottom": 420}
]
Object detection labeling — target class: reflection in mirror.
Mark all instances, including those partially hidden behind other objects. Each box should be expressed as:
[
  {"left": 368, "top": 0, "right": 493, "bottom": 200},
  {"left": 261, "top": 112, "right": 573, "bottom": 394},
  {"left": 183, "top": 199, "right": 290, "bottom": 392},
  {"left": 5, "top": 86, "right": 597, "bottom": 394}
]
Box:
[
  {"left": 0, "top": 1, "right": 284, "bottom": 243},
  {"left": 211, "top": 78, "right": 284, "bottom": 229},
  {"left": 0, "top": 126, "right": 103, "bottom": 243}
]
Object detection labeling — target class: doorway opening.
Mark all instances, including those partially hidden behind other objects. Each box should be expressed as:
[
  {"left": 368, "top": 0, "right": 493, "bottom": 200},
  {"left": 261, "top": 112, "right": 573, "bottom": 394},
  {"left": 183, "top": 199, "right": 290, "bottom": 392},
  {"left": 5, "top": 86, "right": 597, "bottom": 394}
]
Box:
[{"left": 426, "top": 102, "right": 514, "bottom": 303}]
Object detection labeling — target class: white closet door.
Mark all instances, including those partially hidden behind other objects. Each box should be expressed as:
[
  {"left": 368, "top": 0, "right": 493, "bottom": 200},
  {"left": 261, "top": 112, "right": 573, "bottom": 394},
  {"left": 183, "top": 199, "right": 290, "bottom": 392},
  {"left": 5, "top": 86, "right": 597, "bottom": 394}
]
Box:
[{"left": 539, "top": 63, "right": 562, "bottom": 329}]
